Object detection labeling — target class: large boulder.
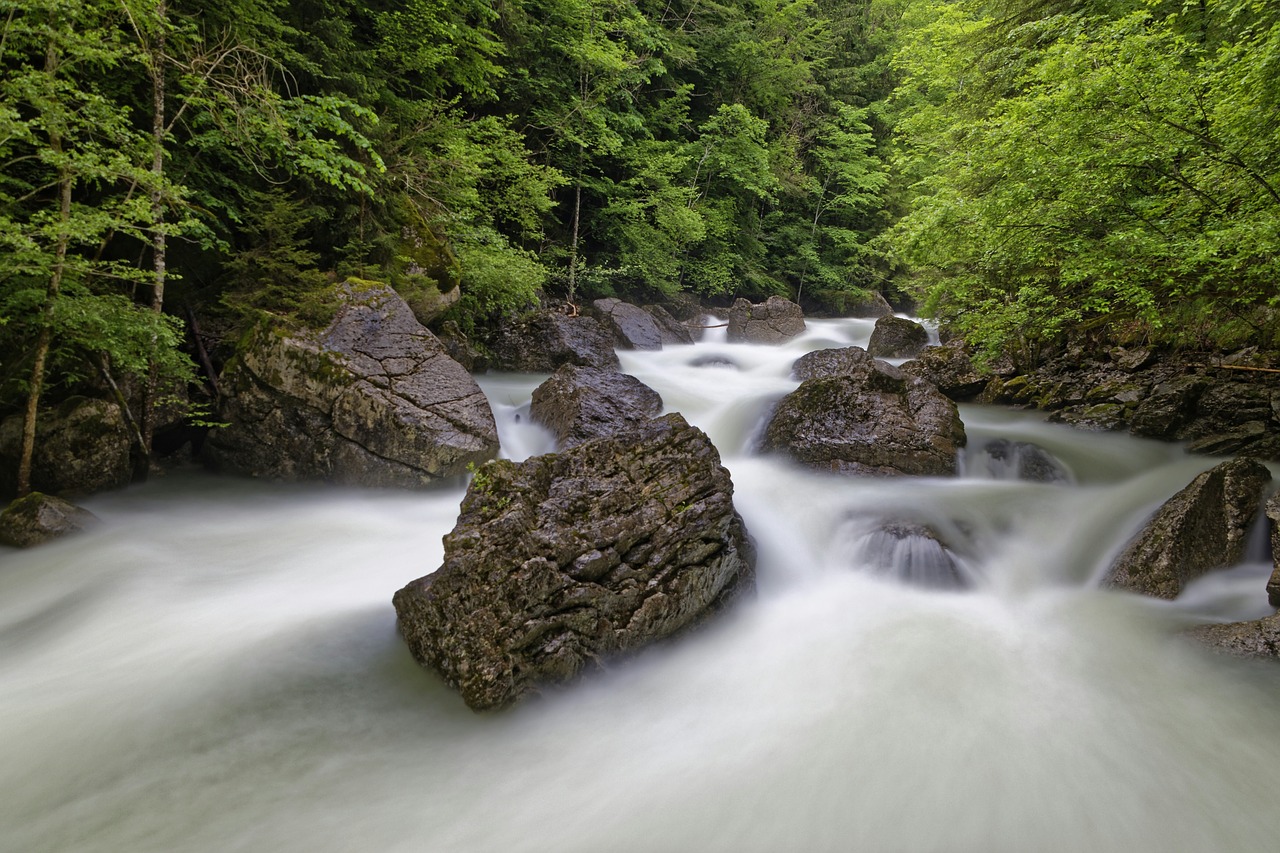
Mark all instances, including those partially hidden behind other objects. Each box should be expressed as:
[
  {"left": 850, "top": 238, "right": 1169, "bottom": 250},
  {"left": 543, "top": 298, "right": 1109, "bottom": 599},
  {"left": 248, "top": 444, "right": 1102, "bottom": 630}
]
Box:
[
  {"left": 762, "top": 359, "right": 966, "bottom": 477},
  {"left": 726, "top": 296, "right": 806, "bottom": 344},
  {"left": 530, "top": 366, "right": 663, "bottom": 449},
  {"left": 0, "top": 398, "right": 133, "bottom": 498},
  {"left": 0, "top": 492, "right": 98, "bottom": 548},
  {"left": 901, "top": 340, "right": 989, "bottom": 401},
  {"left": 1185, "top": 614, "right": 1280, "bottom": 660},
  {"left": 204, "top": 282, "right": 499, "bottom": 487},
  {"left": 592, "top": 298, "right": 664, "bottom": 350},
  {"left": 1104, "top": 457, "right": 1272, "bottom": 599},
  {"left": 489, "top": 310, "right": 620, "bottom": 371},
  {"left": 392, "top": 413, "right": 756, "bottom": 711},
  {"left": 868, "top": 315, "right": 930, "bottom": 359}
]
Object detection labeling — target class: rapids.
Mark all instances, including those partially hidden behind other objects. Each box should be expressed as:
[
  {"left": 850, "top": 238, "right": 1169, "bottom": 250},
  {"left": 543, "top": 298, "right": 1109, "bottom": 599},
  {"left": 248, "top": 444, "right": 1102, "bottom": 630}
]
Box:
[{"left": 3, "top": 318, "right": 1280, "bottom": 852}]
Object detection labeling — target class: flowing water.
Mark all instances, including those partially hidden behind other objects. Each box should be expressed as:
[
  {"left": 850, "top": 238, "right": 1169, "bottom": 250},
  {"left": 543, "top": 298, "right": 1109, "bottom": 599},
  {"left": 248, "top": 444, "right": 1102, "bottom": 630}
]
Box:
[{"left": 4, "top": 319, "right": 1280, "bottom": 853}]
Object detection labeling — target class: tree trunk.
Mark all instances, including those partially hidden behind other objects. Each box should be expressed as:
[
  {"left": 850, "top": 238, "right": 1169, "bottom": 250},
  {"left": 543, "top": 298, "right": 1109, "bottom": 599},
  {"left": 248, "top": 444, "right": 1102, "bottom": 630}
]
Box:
[
  {"left": 136, "top": 1, "right": 167, "bottom": 482},
  {"left": 18, "top": 137, "right": 72, "bottom": 497}
]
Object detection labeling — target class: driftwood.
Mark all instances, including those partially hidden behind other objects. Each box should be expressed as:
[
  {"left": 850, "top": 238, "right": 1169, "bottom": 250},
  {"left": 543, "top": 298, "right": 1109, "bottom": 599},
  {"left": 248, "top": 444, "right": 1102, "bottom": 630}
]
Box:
[
  {"left": 185, "top": 303, "right": 221, "bottom": 397},
  {"left": 1212, "top": 363, "right": 1280, "bottom": 375}
]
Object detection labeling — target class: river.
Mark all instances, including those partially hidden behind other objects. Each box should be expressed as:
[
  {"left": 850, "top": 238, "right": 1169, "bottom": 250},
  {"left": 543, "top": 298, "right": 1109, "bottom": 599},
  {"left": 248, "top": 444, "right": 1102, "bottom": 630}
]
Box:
[{"left": 3, "top": 318, "right": 1280, "bottom": 852}]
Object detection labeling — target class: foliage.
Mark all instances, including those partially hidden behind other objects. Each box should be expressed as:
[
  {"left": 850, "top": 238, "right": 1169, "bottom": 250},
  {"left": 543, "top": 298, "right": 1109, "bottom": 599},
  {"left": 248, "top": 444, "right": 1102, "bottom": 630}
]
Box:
[{"left": 887, "top": 0, "right": 1280, "bottom": 357}]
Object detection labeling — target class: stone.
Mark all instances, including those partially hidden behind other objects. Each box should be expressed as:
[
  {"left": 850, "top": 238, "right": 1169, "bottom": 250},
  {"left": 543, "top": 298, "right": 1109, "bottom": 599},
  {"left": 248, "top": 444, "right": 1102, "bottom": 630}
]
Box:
[
  {"left": 392, "top": 413, "right": 756, "bottom": 711},
  {"left": 1129, "top": 376, "right": 1209, "bottom": 440},
  {"left": 970, "top": 439, "right": 1070, "bottom": 483},
  {"left": 726, "top": 296, "right": 806, "bottom": 344},
  {"left": 762, "top": 360, "right": 966, "bottom": 477},
  {"left": 0, "top": 398, "right": 132, "bottom": 498},
  {"left": 1104, "top": 457, "right": 1272, "bottom": 599},
  {"left": 204, "top": 281, "right": 498, "bottom": 487},
  {"left": 867, "top": 315, "right": 930, "bottom": 359},
  {"left": 644, "top": 304, "right": 696, "bottom": 345},
  {"left": 490, "top": 310, "right": 620, "bottom": 371},
  {"left": 0, "top": 492, "right": 98, "bottom": 548},
  {"left": 901, "top": 340, "right": 988, "bottom": 401},
  {"left": 1185, "top": 614, "right": 1280, "bottom": 660},
  {"left": 848, "top": 518, "right": 968, "bottom": 589},
  {"left": 1267, "top": 494, "right": 1280, "bottom": 608},
  {"left": 844, "top": 290, "right": 895, "bottom": 319},
  {"left": 791, "top": 346, "right": 878, "bottom": 381},
  {"left": 592, "top": 298, "right": 664, "bottom": 350},
  {"left": 530, "top": 366, "right": 663, "bottom": 449}
]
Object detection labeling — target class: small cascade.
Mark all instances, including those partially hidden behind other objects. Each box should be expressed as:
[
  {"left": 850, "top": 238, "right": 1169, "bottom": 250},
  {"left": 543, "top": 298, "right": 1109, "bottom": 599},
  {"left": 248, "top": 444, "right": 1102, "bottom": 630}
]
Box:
[
  {"left": 962, "top": 438, "right": 1073, "bottom": 483},
  {"left": 838, "top": 517, "right": 971, "bottom": 590}
]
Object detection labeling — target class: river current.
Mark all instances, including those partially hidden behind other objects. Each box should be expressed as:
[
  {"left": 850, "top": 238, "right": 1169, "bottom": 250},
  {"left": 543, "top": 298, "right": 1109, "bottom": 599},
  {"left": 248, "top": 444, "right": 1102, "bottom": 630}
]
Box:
[{"left": 3, "top": 318, "right": 1280, "bottom": 852}]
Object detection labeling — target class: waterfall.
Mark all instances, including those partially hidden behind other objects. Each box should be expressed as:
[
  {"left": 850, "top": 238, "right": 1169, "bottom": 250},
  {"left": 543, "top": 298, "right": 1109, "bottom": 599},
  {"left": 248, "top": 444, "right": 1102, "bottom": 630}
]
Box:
[{"left": 3, "top": 318, "right": 1280, "bottom": 853}]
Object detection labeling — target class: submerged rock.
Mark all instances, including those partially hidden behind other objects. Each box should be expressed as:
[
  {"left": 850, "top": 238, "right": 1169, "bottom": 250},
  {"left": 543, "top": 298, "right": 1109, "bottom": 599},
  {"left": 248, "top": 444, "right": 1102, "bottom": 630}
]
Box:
[
  {"left": 490, "top": 310, "right": 620, "bottom": 371},
  {"left": 0, "top": 492, "right": 98, "bottom": 548},
  {"left": 204, "top": 282, "right": 498, "bottom": 487},
  {"left": 392, "top": 413, "right": 756, "bottom": 711},
  {"left": 969, "top": 439, "right": 1071, "bottom": 483},
  {"left": 1185, "top": 614, "right": 1280, "bottom": 660},
  {"left": 726, "top": 297, "right": 805, "bottom": 344},
  {"left": 848, "top": 519, "right": 968, "bottom": 589},
  {"left": 867, "top": 315, "right": 929, "bottom": 359},
  {"left": 1104, "top": 457, "right": 1272, "bottom": 599},
  {"left": 762, "top": 360, "right": 966, "bottom": 477},
  {"left": 530, "top": 366, "right": 663, "bottom": 449}
]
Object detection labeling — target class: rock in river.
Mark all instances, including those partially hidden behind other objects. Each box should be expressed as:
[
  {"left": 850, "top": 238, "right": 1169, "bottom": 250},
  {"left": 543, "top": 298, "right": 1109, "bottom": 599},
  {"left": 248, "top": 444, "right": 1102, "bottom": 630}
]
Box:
[
  {"left": 530, "top": 366, "right": 664, "bottom": 449},
  {"left": 1104, "top": 457, "right": 1272, "bottom": 599},
  {"left": 726, "top": 296, "right": 806, "bottom": 344},
  {"left": 762, "top": 359, "right": 966, "bottom": 477},
  {"left": 392, "top": 413, "right": 756, "bottom": 711},
  {"left": 204, "top": 281, "right": 499, "bottom": 487},
  {"left": 0, "top": 492, "right": 98, "bottom": 548}
]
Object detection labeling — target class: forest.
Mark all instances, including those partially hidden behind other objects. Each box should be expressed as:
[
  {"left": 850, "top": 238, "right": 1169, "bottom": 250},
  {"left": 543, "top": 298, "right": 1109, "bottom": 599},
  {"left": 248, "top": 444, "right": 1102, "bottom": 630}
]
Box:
[{"left": 2, "top": 0, "right": 1278, "bottom": 487}]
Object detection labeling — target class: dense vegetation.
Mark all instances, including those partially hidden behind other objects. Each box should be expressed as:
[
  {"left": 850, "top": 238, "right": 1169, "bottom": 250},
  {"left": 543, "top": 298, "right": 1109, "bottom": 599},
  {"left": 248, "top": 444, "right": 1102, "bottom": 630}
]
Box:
[{"left": 2, "top": 0, "right": 1278, "bottom": 490}]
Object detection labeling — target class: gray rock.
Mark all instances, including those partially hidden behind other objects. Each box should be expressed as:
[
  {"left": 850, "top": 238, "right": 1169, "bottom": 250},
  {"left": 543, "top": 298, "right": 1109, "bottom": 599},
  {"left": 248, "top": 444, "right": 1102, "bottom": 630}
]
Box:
[
  {"left": 1267, "top": 494, "right": 1280, "bottom": 608},
  {"left": 644, "top": 304, "right": 696, "bottom": 345},
  {"left": 1185, "top": 613, "right": 1280, "bottom": 660},
  {"left": 1129, "top": 376, "right": 1209, "bottom": 440},
  {"left": 204, "top": 282, "right": 498, "bottom": 487},
  {"left": 726, "top": 297, "right": 806, "bottom": 344},
  {"left": 901, "top": 340, "right": 988, "bottom": 400},
  {"left": 490, "top": 310, "right": 620, "bottom": 371},
  {"left": 762, "top": 360, "right": 966, "bottom": 477},
  {"left": 392, "top": 413, "right": 756, "bottom": 711},
  {"left": 1105, "top": 457, "right": 1272, "bottom": 599},
  {"left": 844, "top": 290, "right": 895, "bottom": 319},
  {"left": 530, "top": 366, "right": 663, "bottom": 449},
  {"left": 849, "top": 519, "right": 968, "bottom": 589},
  {"left": 867, "top": 315, "right": 930, "bottom": 359},
  {"left": 972, "top": 439, "right": 1070, "bottom": 483},
  {"left": 0, "top": 398, "right": 132, "bottom": 498},
  {"left": 791, "top": 346, "right": 878, "bottom": 381},
  {"left": 0, "top": 492, "right": 98, "bottom": 548},
  {"left": 592, "top": 298, "right": 664, "bottom": 350}
]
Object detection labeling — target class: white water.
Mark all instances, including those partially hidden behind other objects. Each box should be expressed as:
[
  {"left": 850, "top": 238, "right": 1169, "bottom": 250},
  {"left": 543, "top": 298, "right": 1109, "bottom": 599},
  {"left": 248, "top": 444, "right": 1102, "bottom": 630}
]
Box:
[{"left": 4, "top": 319, "right": 1280, "bottom": 853}]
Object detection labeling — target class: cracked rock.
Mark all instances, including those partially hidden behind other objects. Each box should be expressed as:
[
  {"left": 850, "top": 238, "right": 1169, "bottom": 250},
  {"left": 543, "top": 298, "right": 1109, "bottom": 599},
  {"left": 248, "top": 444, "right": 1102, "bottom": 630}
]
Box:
[
  {"left": 392, "top": 412, "right": 756, "bottom": 711},
  {"left": 203, "top": 281, "right": 498, "bottom": 487}
]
